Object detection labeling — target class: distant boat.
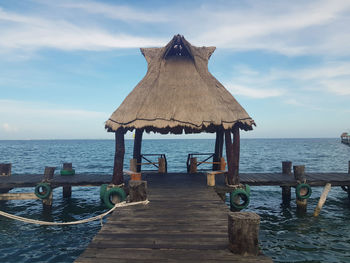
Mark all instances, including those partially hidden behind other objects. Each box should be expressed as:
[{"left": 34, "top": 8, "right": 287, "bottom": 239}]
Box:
[{"left": 341, "top": 132, "right": 350, "bottom": 145}]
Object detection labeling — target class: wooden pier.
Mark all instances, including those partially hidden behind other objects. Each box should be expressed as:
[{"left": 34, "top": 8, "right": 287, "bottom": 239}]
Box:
[
  {"left": 75, "top": 173, "right": 271, "bottom": 263},
  {"left": 1, "top": 172, "right": 350, "bottom": 190}
]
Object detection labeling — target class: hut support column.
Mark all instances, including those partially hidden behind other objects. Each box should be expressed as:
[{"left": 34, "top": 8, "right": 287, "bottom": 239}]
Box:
[
  {"left": 225, "top": 127, "right": 240, "bottom": 185},
  {"left": 133, "top": 129, "right": 143, "bottom": 172},
  {"left": 112, "top": 129, "right": 125, "bottom": 185},
  {"left": 213, "top": 129, "right": 224, "bottom": 171}
]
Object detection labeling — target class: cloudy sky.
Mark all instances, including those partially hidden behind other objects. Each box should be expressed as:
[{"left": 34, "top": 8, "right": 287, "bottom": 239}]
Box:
[{"left": 1, "top": 0, "right": 350, "bottom": 139}]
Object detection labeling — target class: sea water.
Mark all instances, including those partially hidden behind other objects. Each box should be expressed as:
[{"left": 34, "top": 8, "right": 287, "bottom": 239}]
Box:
[{"left": 0, "top": 138, "right": 349, "bottom": 262}]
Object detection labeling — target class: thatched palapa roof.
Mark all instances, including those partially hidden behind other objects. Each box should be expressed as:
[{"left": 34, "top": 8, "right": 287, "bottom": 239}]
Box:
[{"left": 106, "top": 35, "right": 255, "bottom": 134}]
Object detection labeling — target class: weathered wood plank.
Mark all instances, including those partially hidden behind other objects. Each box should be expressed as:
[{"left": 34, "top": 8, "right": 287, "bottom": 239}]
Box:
[{"left": 76, "top": 173, "right": 271, "bottom": 263}]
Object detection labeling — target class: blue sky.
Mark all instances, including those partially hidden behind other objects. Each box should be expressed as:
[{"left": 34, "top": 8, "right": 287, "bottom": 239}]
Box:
[{"left": 0, "top": 0, "right": 350, "bottom": 139}]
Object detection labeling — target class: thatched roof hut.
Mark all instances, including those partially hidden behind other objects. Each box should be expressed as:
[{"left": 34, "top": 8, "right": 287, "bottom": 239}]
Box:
[
  {"left": 106, "top": 35, "right": 254, "bottom": 186},
  {"left": 106, "top": 34, "right": 254, "bottom": 134}
]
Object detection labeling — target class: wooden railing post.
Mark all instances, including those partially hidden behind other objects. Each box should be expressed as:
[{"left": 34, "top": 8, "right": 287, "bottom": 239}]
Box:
[
  {"left": 158, "top": 157, "right": 166, "bottom": 173},
  {"left": 189, "top": 157, "right": 197, "bottom": 174},
  {"left": 281, "top": 161, "right": 292, "bottom": 205}
]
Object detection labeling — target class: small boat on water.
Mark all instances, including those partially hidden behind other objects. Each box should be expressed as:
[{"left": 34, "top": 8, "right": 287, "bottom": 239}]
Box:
[{"left": 341, "top": 132, "right": 350, "bottom": 145}]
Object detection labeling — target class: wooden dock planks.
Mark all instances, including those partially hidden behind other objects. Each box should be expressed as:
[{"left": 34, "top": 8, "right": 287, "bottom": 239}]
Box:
[{"left": 75, "top": 174, "right": 272, "bottom": 263}]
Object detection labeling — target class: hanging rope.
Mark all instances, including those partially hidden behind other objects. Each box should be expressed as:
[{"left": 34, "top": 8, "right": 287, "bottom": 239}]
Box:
[{"left": 0, "top": 200, "right": 149, "bottom": 226}]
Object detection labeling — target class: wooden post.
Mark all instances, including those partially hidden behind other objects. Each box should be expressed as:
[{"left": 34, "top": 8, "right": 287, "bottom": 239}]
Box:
[
  {"left": 225, "top": 130, "right": 234, "bottom": 185},
  {"left": 189, "top": 157, "right": 197, "bottom": 174},
  {"left": 0, "top": 163, "right": 11, "bottom": 176},
  {"left": 63, "top": 186, "right": 72, "bottom": 198},
  {"left": 232, "top": 127, "right": 240, "bottom": 185},
  {"left": 130, "top": 158, "right": 137, "bottom": 172},
  {"left": 42, "top": 167, "right": 55, "bottom": 209},
  {"left": 314, "top": 183, "right": 331, "bottom": 217},
  {"left": 43, "top": 166, "right": 55, "bottom": 181},
  {"left": 133, "top": 129, "right": 143, "bottom": 172},
  {"left": 63, "top": 163, "right": 72, "bottom": 171},
  {"left": 43, "top": 191, "right": 53, "bottom": 210},
  {"left": 112, "top": 129, "right": 125, "bottom": 185},
  {"left": 213, "top": 129, "right": 224, "bottom": 170},
  {"left": 129, "top": 180, "right": 147, "bottom": 202},
  {"left": 294, "top": 165, "right": 307, "bottom": 213},
  {"left": 281, "top": 161, "right": 292, "bottom": 205},
  {"left": 228, "top": 212, "right": 260, "bottom": 256},
  {"left": 62, "top": 163, "right": 72, "bottom": 198},
  {"left": 158, "top": 157, "right": 166, "bottom": 173},
  {"left": 0, "top": 163, "right": 12, "bottom": 194},
  {"left": 219, "top": 157, "right": 226, "bottom": 171},
  {"left": 226, "top": 127, "right": 240, "bottom": 185}
]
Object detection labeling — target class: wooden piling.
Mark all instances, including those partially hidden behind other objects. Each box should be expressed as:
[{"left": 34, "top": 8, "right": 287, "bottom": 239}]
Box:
[
  {"left": 42, "top": 167, "right": 55, "bottom": 209},
  {"left": 43, "top": 166, "right": 55, "bottom": 181},
  {"left": 228, "top": 212, "right": 260, "bottom": 256},
  {"left": 314, "top": 183, "right": 331, "bottom": 217},
  {"left": 189, "top": 157, "right": 197, "bottom": 174},
  {"left": 281, "top": 161, "right": 292, "bottom": 205},
  {"left": 112, "top": 129, "right": 125, "bottom": 185},
  {"left": 294, "top": 165, "right": 307, "bottom": 213},
  {"left": 133, "top": 129, "right": 143, "bottom": 172},
  {"left": 158, "top": 157, "right": 166, "bottom": 173},
  {"left": 128, "top": 180, "right": 147, "bottom": 202},
  {"left": 0, "top": 163, "right": 11, "bottom": 176},
  {"left": 63, "top": 186, "right": 72, "bottom": 198},
  {"left": 62, "top": 163, "right": 72, "bottom": 197}
]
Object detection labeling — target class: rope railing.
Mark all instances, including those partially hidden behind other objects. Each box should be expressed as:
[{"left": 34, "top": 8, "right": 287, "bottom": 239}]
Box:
[{"left": 0, "top": 200, "right": 149, "bottom": 226}]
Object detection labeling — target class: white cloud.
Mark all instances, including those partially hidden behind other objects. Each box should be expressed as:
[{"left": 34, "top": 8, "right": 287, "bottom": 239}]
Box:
[
  {"left": 0, "top": 100, "right": 110, "bottom": 139},
  {"left": 0, "top": 7, "right": 166, "bottom": 52},
  {"left": 2, "top": 123, "right": 18, "bottom": 133},
  {"left": 226, "top": 84, "right": 284, "bottom": 99},
  {"left": 1, "top": 0, "right": 350, "bottom": 56},
  {"left": 59, "top": 1, "right": 169, "bottom": 23}
]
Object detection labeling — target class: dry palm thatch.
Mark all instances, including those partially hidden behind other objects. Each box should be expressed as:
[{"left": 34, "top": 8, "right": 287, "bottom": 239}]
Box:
[{"left": 106, "top": 35, "right": 255, "bottom": 134}]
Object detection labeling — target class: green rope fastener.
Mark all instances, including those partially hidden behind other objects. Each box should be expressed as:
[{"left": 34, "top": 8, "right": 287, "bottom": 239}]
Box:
[
  {"left": 103, "top": 187, "right": 127, "bottom": 209},
  {"left": 296, "top": 183, "right": 312, "bottom": 200},
  {"left": 34, "top": 183, "right": 52, "bottom": 199},
  {"left": 60, "top": 169, "right": 75, "bottom": 176},
  {"left": 230, "top": 188, "right": 250, "bottom": 211}
]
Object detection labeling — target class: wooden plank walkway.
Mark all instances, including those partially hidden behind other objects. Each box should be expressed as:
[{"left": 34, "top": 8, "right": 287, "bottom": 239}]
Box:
[
  {"left": 1, "top": 172, "right": 350, "bottom": 189},
  {"left": 75, "top": 174, "right": 272, "bottom": 263}
]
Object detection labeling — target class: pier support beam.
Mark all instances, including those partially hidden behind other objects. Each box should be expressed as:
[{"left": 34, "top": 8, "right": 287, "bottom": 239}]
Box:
[
  {"left": 133, "top": 129, "right": 143, "bottom": 172},
  {"left": 225, "top": 126, "right": 240, "bottom": 185},
  {"left": 112, "top": 129, "right": 125, "bottom": 186},
  {"left": 63, "top": 186, "right": 72, "bottom": 198},
  {"left": 294, "top": 165, "right": 307, "bottom": 213},
  {"left": 213, "top": 129, "right": 224, "bottom": 171},
  {"left": 281, "top": 161, "right": 292, "bottom": 206},
  {"left": 228, "top": 212, "right": 260, "bottom": 256}
]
